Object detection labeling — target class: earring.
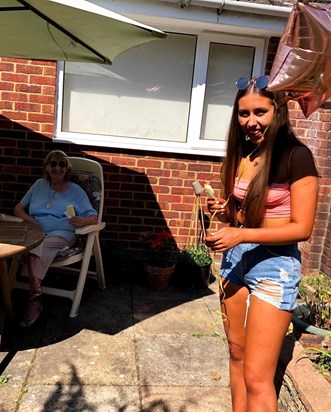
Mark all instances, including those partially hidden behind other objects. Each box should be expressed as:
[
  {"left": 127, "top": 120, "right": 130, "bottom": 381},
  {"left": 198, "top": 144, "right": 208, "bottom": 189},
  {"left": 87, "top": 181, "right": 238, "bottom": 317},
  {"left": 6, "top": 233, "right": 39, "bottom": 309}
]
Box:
[{"left": 245, "top": 135, "right": 251, "bottom": 141}]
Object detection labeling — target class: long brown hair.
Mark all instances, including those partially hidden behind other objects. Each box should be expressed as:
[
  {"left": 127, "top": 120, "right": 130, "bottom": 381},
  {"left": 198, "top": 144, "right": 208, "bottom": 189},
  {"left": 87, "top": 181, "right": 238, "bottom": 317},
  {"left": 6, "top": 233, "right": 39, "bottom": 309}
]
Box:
[{"left": 221, "top": 82, "right": 302, "bottom": 228}]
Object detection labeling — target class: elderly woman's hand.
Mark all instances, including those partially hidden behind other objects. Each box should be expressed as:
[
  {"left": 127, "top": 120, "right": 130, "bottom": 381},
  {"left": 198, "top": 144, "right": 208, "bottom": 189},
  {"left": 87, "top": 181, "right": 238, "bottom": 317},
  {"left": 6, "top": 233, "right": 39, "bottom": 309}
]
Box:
[
  {"left": 69, "top": 216, "right": 86, "bottom": 228},
  {"left": 69, "top": 214, "right": 98, "bottom": 228}
]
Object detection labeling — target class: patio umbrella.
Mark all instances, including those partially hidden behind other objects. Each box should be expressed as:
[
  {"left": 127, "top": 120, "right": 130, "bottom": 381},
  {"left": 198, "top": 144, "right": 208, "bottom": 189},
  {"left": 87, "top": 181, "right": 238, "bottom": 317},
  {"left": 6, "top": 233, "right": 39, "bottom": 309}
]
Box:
[{"left": 0, "top": 0, "right": 166, "bottom": 64}]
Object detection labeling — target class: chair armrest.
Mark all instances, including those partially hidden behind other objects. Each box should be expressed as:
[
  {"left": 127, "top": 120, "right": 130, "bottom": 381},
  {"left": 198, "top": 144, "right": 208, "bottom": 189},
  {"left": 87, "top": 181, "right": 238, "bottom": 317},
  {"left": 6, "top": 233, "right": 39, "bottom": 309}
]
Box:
[{"left": 75, "top": 222, "right": 105, "bottom": 235}]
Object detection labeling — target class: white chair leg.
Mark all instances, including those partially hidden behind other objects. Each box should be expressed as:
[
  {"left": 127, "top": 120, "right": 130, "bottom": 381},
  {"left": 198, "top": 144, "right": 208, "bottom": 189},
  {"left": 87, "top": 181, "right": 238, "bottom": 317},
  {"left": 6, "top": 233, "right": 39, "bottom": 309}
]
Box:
[
  {"left": 69, "top": 233, "right": 95, "bottom": 318},
  {"left": 93, "top": 237, "right": 106, "bottom": 289}
]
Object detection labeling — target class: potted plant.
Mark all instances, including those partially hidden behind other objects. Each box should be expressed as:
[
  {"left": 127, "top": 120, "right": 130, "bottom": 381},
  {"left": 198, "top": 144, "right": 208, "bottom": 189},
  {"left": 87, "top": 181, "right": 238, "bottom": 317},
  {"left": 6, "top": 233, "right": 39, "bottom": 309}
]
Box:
[
  {"left": 141, "top": 231, "right": 179, "bottom": 291},
  {"left": 176, "top": 243, "right": 213, "bottom": 289},
  {"left": 292, "top": 274, "right": 331, "bottom": 385},
  {"left": 292, "top": 273, "right": 331, "bottom": 337}
]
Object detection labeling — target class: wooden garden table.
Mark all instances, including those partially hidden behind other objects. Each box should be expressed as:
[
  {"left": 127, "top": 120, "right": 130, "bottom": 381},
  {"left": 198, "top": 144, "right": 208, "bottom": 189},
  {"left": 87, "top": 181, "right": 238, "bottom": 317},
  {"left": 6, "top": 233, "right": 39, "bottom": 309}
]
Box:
[{"left": 0, "top": 218, "right": 44, "bottom": 345}]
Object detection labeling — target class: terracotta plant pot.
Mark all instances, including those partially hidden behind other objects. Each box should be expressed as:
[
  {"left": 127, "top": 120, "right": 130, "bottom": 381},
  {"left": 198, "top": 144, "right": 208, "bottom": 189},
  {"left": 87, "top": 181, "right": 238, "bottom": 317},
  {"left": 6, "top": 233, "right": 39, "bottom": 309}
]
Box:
[{"left": 145, "top": 264, "right": 175, "bottom": 291}]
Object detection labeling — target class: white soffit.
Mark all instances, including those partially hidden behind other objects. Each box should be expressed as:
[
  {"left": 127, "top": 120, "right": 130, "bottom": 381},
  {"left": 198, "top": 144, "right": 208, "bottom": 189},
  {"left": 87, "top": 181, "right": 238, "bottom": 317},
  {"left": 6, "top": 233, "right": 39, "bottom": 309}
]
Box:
[{"left": 91, "top": 0, "right": 291, "bottom": 36}]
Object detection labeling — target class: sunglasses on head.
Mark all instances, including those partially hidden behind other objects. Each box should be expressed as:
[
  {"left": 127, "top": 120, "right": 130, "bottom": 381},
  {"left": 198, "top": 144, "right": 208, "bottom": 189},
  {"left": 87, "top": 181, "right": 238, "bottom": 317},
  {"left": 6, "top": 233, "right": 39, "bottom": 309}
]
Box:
[
  {"left": 236, "top": 75, "right": 269, "bottom": 91},
  {"left": 48, "top": 160, "right": 67, "bottom": 168}
]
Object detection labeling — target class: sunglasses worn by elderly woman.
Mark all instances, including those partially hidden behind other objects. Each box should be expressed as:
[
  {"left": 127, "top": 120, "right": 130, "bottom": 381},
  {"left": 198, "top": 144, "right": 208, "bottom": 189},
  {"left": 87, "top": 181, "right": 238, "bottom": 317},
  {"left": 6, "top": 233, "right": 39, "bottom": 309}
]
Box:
[{"left": 48, "top": 160, "right": 67, "bottom": 168}]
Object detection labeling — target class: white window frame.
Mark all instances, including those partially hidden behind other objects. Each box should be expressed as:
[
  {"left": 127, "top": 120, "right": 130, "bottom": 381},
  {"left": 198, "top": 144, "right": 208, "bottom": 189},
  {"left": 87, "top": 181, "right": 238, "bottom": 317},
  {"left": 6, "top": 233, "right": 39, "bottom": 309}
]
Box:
[
  {"left": 55, "top": 21, "right": 267, "bottom": 156},
  {"left": 187, "top": 33, "right": 265, "bottom": 154}
]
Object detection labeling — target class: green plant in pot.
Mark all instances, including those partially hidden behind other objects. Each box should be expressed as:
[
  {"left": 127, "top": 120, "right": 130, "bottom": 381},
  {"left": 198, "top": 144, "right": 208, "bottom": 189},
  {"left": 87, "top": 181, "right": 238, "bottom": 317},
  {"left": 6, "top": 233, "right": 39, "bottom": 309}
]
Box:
[
  {"left": 176, "top": 243, "right": 213, "bottom": 289},
  {"left": 293, "top": 273, "right": 331, "bottom": 336}
]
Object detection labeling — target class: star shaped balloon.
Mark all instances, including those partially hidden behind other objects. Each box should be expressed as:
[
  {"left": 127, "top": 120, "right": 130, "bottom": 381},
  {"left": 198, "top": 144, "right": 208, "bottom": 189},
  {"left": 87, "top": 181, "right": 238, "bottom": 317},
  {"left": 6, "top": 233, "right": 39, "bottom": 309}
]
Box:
[{"left": 268, "top": 0, "right": 331, "bottom": 117}]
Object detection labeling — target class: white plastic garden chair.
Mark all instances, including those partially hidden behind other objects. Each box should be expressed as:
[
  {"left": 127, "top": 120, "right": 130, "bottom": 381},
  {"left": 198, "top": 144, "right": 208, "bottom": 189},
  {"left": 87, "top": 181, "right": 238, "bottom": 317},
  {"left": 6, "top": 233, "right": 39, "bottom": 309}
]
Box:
[{"left": 10, "top": 157, "right": 106, "bottom": 317}]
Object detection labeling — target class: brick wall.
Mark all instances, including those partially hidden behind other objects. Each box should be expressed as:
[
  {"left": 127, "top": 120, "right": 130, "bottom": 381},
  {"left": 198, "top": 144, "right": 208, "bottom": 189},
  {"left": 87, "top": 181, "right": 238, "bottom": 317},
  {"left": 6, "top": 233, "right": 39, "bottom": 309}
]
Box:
[
  {"left": 0, "top": 51, "right": 330, "bottom": 278},
  {"left": 290, "top": 103, "right": 331, "bottom": 275}
]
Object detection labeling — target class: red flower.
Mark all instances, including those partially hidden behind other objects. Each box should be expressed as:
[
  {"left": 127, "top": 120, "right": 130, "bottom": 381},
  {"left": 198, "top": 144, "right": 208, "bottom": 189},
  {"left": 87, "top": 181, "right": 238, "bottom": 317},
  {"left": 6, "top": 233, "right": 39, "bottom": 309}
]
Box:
[{"left": 141, "top": 231, "right": 178, "bottom": 268}]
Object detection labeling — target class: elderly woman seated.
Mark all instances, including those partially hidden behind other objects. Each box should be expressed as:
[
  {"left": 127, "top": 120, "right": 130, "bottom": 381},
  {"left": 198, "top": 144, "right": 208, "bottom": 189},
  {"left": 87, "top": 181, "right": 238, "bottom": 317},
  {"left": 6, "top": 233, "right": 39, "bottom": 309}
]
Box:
[{"left": 14, "top": 150, "right": 97, "bottom": 327}]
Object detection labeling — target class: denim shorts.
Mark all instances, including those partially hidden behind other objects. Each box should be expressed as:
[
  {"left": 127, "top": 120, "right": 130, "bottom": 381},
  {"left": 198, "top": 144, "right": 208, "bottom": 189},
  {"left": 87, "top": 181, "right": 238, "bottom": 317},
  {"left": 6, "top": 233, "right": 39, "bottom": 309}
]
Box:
[{"left": 220, "top": 243, "right": 301, "bottom": 311}]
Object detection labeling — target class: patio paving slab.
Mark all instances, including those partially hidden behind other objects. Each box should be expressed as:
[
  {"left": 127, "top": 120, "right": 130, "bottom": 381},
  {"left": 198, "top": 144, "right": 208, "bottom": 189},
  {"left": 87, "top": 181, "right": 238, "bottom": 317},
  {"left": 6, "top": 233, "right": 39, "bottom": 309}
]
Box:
[
  {"left": 28, "top": 330, "right": 138, "bottom": 386},
  {"left": 2, "top": 277, "right": 328, "bottom": 411},
  {"left": 1, "top": 279, "right": 231, "bottom": 412},
  {"left": 135, "top": 334, "right": 229, "bottom": 387},
  {"left": 140, "top": 386, "right": 232, "bottom": 412}
]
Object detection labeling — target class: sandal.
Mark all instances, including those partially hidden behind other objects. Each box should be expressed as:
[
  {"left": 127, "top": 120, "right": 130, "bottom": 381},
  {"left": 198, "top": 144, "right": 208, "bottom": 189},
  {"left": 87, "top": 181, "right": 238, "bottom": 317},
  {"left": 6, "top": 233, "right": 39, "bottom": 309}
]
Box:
[{"left": 20, "top": 287, "right": 43, "bottom": 327}]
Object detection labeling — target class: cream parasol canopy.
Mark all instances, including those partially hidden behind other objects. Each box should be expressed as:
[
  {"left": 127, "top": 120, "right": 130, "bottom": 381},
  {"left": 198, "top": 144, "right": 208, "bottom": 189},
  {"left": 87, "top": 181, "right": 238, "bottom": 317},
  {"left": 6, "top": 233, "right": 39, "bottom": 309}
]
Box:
[{"left": 0, "top": 0, "right": 166, "bottom": 64}]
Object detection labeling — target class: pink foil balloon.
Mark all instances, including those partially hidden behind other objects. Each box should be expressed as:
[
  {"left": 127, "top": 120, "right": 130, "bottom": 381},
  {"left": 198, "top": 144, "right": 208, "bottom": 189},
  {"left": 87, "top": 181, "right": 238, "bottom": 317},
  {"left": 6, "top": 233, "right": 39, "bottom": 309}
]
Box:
[{"left": 268, "top": 1, "right": 331, "bottom": 117}]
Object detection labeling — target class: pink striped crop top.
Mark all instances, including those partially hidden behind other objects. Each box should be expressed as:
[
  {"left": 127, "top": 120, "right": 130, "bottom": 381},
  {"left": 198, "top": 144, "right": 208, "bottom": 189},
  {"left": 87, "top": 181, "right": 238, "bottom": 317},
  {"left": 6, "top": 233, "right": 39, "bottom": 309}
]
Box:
[{"left": 233, "top": 178, "right": 291, "bottom": 218}]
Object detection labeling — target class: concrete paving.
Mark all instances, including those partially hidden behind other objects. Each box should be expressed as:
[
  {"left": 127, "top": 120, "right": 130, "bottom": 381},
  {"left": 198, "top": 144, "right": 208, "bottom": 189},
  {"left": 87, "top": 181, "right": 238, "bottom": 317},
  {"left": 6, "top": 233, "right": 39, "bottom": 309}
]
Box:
[{"left": 0, "top": 276, "right": 232, "bottom": 411}]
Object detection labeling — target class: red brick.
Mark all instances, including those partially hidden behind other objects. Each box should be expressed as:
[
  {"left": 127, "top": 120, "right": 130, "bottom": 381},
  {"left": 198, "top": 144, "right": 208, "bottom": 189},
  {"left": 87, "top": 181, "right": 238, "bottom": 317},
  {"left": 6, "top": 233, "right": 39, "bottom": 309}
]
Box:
[
  {"left": 1, "top": 73, "right": 29, "bottom": 83},
  {"left": 151, "top": 185, "right": 170, "bottom": 194},
  {"left": 1, "top": 92, "right": 27, "bottom": 102},
  {"left": 42, "top": 85, "right": 56, "bottom": 95},
  {"left": 14, "top": 102, "right": 41, "bottom": 112},
  {"left": 43, "top": 66, "right": 57, "bottom": 76},
  {"left": 111, "top": 157, "right": 137, "bottom": 167},
  {"left": 27, "top": 113, "right": 54, "bottom": 123},
  {"left": 0, "top": 81, "right": 14, "bottom": 91},
  {"left": 40, "top": 124, "right": 54, "bottom": 135},
  {"left": 30, "top": 75, "right": 56, "bottom": 86},
  {"left": 16, "top": 64, "right": 43, "bottom": 74},
  {"left": 137, "top": 159, "right": 162, "bottom": 168},
  {"left": 0, "top": 102, "right": 13, "bottom": 110},
  {"left": 188, "top": 163, "right": 212, "bottom": 172},
  {"left": 41, "top": 105, "right": 54, "bottom": 115},
  {"left": 0, "top": 62, "right": 14, "bottom": 71},
  {"left": 15, "top": 84, "right": 42, "bottom": 93},
  {"left": 1, "top": 111, "right": 27, "bottom": 121},
  {"left": 148, "top": 168, "right": 171, "bottom": 177},
  {"left": 29, "top": 94, "right": 55, "bottom": 104}
]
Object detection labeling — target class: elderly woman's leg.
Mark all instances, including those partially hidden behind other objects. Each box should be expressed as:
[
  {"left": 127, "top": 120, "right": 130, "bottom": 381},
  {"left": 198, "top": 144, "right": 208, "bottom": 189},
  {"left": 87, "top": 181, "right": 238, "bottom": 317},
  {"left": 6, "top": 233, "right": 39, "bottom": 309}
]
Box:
[
  {"left": 20, "top": 253, "right": 43, "bottom": 327},
  {"left": 21, "top": 236, "right": 73, "bottom": 327}
]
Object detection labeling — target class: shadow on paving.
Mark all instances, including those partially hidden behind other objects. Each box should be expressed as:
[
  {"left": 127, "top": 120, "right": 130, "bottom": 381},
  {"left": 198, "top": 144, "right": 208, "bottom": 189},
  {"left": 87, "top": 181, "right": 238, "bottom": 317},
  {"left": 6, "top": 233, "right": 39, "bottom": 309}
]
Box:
[
  {"left": 39, "top": 366, "right": 183, "bottom": 412},
  {"left": 17, "top": 361, "right": 190, "bottom": 411},
  {"left": 1, "top": 274, "right": 216, "bottom": 353},
  {"left": 35, "top": 365, "right": 205, "bottom": 412}
]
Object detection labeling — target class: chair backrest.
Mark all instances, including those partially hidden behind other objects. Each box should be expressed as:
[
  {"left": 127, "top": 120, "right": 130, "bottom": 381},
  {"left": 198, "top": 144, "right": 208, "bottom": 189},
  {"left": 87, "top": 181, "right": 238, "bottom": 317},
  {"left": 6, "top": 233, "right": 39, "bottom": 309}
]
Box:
[{"left": 68, "top": 157, "right": 104, "bottom": 224}]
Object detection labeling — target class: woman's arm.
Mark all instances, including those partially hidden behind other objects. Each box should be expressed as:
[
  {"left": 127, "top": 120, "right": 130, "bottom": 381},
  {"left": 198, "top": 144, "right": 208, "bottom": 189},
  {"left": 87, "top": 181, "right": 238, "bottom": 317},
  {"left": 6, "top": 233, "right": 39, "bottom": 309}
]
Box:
[
  {"left": 242, "top": 175, "right": 318, "bottom": 243},
  {"left": 14, "top": 202, "right": 36, "bottom": 223}
]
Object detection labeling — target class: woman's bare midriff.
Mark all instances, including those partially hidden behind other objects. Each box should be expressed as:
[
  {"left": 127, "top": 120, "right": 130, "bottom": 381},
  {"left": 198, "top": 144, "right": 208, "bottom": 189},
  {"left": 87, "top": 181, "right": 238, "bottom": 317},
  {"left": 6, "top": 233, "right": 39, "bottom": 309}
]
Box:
[
  {"left": 261, "top": 217, "right": 291, "bottom": 228},
  {"left": 236, "top": 211, "right": 290, "bottom": 228}
]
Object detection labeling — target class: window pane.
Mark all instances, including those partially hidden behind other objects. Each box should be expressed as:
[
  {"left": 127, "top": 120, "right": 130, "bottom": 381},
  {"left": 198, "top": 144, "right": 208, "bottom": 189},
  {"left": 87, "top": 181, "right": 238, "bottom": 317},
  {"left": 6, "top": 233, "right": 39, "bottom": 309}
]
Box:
[
  {"left": 200, "top": 43, "right": 255, "bottom": 141},
  {"left": 62, "top": 33, "right": 196, "bottom": 142}
]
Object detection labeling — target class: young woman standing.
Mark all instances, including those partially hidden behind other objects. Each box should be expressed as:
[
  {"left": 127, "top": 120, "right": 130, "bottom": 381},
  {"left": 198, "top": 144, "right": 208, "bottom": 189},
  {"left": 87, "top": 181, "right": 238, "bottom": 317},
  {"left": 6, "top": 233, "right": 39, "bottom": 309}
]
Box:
[{"left": 205, "top": 76, "right": 319, "bottom": 412}]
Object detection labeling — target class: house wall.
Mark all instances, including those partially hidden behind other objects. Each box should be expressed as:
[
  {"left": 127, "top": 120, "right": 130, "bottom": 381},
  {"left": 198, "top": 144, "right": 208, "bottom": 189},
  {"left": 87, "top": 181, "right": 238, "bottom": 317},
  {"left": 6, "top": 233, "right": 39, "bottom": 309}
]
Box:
[{"left": 0, "top": 39, "right": 330, "bottom": 278}]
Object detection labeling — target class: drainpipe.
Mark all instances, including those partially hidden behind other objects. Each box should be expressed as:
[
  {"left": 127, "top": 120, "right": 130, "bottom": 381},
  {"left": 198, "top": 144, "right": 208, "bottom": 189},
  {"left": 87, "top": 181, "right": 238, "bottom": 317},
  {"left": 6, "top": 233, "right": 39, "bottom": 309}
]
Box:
[{"left": 177, "top": 0, "right": 292, "bottom": 17}]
